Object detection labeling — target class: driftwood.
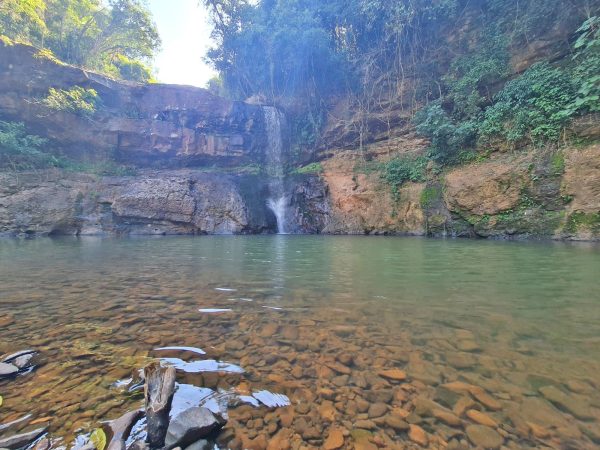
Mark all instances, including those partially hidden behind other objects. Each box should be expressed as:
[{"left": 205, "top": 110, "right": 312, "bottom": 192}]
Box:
[
  {"left": 106, "top": 410, "right": 144, "bottom": 450},
  {"left": 144, "top": 362, "right": 176, "bottom": 448}
]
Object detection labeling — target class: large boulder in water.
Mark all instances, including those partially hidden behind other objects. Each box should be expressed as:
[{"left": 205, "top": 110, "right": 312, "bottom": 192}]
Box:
[{"left": 164, "top": 407, "right": 225, "bottom": 450}]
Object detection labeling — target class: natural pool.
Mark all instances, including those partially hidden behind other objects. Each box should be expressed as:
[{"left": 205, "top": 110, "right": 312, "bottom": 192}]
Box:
[{"left": 1, "top": 236, "right": 599, "bottom": 449}]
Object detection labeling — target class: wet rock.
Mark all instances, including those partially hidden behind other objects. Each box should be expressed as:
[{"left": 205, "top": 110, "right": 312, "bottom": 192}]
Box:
[
  {"left": 2, "top": 350, "right": 35, "bottom": 363},
  {"left": 184, "top": 440, "right": 211, "bottom": 450},
  {"left": 465, "top": 425, "right": 503, "bottom": 449},
  {"left": 446, "top": 352, "right": 476, "bottom": 369},
  {"left": 164, "top": 407, "right": 225, "bottom": 450},
  {"left": 466, "top": 409, "right": 497, "bottom": 428},
  {"left": 378, "top": 369, "right": 407, "bottom": 382},
  {"left": 0, "top": 415, "right": 32, "bottom": 433},
  {"left": 469, "top": 387, "right": 502, "bottom": 411},
  {"left": 354, "top": 420, "right": 377, "bottom": 430},
  {"left": 384, "top": 415, "right": 409, "bottom": 432},
  {"left": 0, "top": 427, "right": 47, "bottom": 449},
  {"left": 331, "top": 375, "right": 349, "bottom": 387},
  {"left": 0, "top": 315, "right": 14, "bottom": 327},
  {"left": 336, "top": 353, "right": 353, "bottom": 366},
  {"left": 408, "top": 424, "right": 428, "bottom": 447},
  {"left": 127, "top": 440, "right": 149, "bottom": 450},
  {"left": 432, "top": 409, "right": 462, "bottom": 427},
  {"left": 453, "top": 397, "right": 476, "bottom": 417},
  {"left": 435, "top": 386, "right": 462, "bottom": 409},
  {"left": 325, "top": 362, "right": 351, "bottom": 375},
  {"left": 106, "top": 410, "right": 144, "bottom": 450},
  {"left": 318, "top": 401, "right": 336, "bottom": 422},
  {"left": 580, "top": 423, "right": 600, "bottom": 443},
  {"left": 0, "top": 363, "right": 18, "bottom": 377},
  {"left": 539, "top": 385, "right": 593, "bottom": 420},
  {"left": 323, "top": 427, "right": 344, "bottom": 450},
  {"left": 367, "top": 403, "right": 388, "bottom": 419},
  {"left": 32, "top": 438, "right": 50, "bottom": 450},
  {"left": 456, "top": 340, "right": 480, "bottom": 352}
]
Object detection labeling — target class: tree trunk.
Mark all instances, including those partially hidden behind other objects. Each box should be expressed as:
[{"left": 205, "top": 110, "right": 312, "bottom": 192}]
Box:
[{"left": 144, "top": 362, "right": 176, "bottom": 448}]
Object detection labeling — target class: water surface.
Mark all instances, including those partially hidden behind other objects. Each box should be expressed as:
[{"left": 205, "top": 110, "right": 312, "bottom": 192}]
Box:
[{"left": 1, "top": 236, "right": 599, "bottom": 449}]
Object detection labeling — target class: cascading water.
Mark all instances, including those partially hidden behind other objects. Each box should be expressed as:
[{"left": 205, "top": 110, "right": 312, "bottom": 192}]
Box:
[{"left": 263, "top": 106, "right": 289, "bottom": 234}]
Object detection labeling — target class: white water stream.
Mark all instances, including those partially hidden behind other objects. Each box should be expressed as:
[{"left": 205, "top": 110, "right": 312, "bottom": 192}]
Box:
[{"left": 263, "top": 106, "right": 289, "bottom": 234}]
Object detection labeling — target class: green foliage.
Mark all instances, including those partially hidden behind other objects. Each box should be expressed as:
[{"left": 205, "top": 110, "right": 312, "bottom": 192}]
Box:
[
  {"left": 564, "top": 211, "right": 600, "bottom": 234},
  {"left": 42, "top": 86, "right": 100, "bottom": 117},
  {"left": 112, "top": 54, "right": 154, "bottom": 83},
  {"left": 0, "top": 121, "right": 57, "bottom": 169},
  {"left": 480, "top": 63, "right": 577, "bottom": 145},
  {"left": 570, "top": 16, "right": 600, "bottom": 114},
  {"left": 550, "top": 151, "right": 565, "bottom": 176},
  {"left": 292, "top": 162, "right": 323, "bottom": 175},
  {"left": 382, "top": 156, "right": 427, "bottom": 190},
  {"left": 414, "top": 101, "right": 478, "bottom": 162},
  {"left": 420, "top": 186, "right": 442, "bottom": 208},
  {"left": 414, "top": 29, "right": 509, "bottom": 161},
  {"left": 0, "top": 0, "right": 160, "bottom": 82},
  {"left": 0, "top": 0, "right": 46, "bottom": 43}
]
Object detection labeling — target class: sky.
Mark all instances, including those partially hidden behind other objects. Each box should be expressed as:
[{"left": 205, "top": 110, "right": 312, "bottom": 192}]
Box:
[{"left": 147, "top": 0, "right": 217, "bottom": 87}]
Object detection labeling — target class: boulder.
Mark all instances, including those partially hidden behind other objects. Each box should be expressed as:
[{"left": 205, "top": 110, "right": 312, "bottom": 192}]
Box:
[
  {"left": 0, "top": 363, "right": 18, "bottom": 377},
  {"left": 164, "top": 407, "right": 225, "bottom": 450}
]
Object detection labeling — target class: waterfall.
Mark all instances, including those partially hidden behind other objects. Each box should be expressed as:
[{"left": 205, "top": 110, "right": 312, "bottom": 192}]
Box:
[{"left": 263, "top": 106, "right": 289, "bottom": 234}]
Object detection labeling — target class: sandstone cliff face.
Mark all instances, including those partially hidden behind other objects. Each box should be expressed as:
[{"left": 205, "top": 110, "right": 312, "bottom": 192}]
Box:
[
  {"left": 316, "top": 144, "right": 600, "bottom": 240},
  {"left": 0, "top": 41, "right": 267, "bottom": 167},
  {"left": 0, "top": 171, "right": 275, "bottom": 236},
  {"left": 1, "top": 37, "right": 598, "bottom": 240}
]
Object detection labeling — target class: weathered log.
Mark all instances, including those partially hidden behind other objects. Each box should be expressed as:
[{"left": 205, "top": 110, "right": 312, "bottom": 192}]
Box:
[
  {"left": 105, "top": 410, "right": 144, "bottom": 450},
  {"left": 144, "top": 362, "right": 176, "bottom": 448}
]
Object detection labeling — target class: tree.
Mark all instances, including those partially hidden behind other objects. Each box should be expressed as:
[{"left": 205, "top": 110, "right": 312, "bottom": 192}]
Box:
[{"left": 0, "top": 0, "right": 161, "bottom": 82}]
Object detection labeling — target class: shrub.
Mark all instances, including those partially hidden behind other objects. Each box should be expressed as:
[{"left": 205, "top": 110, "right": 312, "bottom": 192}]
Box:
[
  {"left": 42, "top": 86, "right": 99, "bottom": 117},
  {"left": 479, "top": 63, "right": 576, "bottom": 145},
  {"left": 293, "top": 162, "right": 323, "bottom": 174},
  {"left": 414, "top": 101, "right": 478, "bottom": 162},
  {"left": 570, "top": 16, "right": 600, "bottom": 114},
  {"left": 0, "top": 121, "right": 56, "bottom": 169},
  {"left": 382, "top": 156, "right": 427, "bottom": 187}
]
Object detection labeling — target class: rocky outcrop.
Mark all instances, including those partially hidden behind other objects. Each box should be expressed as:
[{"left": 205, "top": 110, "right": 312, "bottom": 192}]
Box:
[
  {"left": 0, "top": 41, "right": 267, "bottom": 167},
  {"left": 0, "top": 170, "right": 276, "bottom": 236},
  {"left": 314, "top": 144, "right": 600, "bottom": 240}
]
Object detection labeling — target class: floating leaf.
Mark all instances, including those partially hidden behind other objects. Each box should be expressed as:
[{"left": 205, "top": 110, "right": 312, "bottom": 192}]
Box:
[
  {"left": 0, "top": 395, "right": 3, "bottom": 407},
  {"left": 90, "top": 428, "right": 106, "bottom": 450}
]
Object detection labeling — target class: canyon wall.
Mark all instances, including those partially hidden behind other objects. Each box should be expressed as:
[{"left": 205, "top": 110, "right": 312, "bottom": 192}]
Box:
[{"left": 0, "top": 38, "right": 598, "bottom": 240}]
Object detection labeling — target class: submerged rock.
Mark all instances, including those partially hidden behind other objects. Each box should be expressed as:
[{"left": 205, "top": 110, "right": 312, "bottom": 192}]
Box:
[
  {"left": 164, "top": 407, "right": 225, "bottom": 450},
  {"left": 465, "top": 425, "right": 503, "bottom": 449},
  {"left": 0, "top": 427, "right": 47, "bottom": 449},
  {"left": 0, "top": 362, "right": 18, "bottom": 377},
  {"left": 539, "top": 385, "right": 593, "bottom": 420}
]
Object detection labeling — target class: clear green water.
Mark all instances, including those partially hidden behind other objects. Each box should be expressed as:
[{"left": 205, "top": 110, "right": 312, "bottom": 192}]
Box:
[{"left": 1, "top": 236, "right": 599, "bottom": 449}]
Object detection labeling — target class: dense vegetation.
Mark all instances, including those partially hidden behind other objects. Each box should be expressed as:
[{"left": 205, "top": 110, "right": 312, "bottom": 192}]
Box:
[
  {"left": 0, "top": 0, "right": 160, "bottom": 82},
  {"left": 203, "top": 0, "right": 600, "bottom": 178}
]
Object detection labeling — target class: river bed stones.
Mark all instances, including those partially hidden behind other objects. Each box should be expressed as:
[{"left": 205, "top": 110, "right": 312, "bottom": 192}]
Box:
[
  {"left": 539, "top": 385, "right": 594, "bottom": 420},
  {"left": 465, "top": 424, "right": 503, "bottom": 448},
  {"left": 2, "top": 281, "right": 600, "bottom": 450},
  {"left": 408, "top": 424, "right": 428, "bottom": 446}
]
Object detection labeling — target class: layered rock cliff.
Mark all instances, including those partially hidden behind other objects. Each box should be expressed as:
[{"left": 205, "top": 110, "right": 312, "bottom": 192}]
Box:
[{"left": 0, "top": 36, "right": 599, "bottom": 240}]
